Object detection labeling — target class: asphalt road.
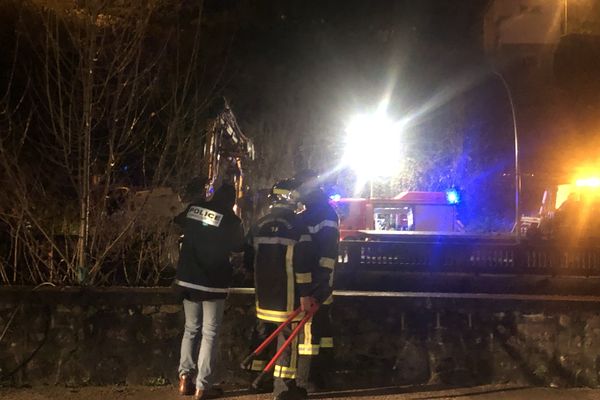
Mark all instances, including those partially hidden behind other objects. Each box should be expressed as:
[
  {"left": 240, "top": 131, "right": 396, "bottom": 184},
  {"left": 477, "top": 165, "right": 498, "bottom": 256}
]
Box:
[{"left": 2, "top": 385, "right": 600, "bottom": 400}]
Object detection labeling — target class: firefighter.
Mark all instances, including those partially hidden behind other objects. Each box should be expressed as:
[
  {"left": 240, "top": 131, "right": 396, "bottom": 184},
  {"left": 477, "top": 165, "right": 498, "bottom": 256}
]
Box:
[
  {"left": 294, "top": 170, "right": 340, "bottom": 392},
  {"left": 174, "top": 183, "right": 245, "bottom": 400},
  {"left": 245, "top": 179, "right": 326, "bottom": 400}
]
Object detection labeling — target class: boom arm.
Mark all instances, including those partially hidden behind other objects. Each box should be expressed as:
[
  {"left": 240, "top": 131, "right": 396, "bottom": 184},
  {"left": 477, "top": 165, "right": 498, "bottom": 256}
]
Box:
[{"left": 201, "top": 97, "right": 254, "bottom": 213}]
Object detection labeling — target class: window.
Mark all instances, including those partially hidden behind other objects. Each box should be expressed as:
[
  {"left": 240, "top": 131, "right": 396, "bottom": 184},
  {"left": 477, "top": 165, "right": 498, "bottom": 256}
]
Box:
[{"left": 373, "top": 206, "right": 414, "bottom": 231}]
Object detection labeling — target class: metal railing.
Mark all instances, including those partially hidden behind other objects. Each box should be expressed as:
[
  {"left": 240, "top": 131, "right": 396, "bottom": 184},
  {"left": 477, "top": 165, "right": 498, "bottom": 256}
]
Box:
[{"left": 338, "top": 239, "right": 600, "bottom": 277}]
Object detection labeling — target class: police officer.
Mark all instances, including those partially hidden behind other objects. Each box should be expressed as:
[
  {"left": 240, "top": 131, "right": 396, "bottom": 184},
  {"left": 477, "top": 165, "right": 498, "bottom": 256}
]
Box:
[
  {"left": 245, "top": 179, "right": 326, "bottom": 400},
  {"left": 174, "top": 183, "right": 244, "bottom": 400},
  {"left": 294, "top": 170, "right": 340, "bottom": 392}
]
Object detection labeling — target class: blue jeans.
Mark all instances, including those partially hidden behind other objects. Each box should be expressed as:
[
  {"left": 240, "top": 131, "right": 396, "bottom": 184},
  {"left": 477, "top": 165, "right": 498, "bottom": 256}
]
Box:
[{"left": 178, "top": 298, "right": 225, "bottom": 389}]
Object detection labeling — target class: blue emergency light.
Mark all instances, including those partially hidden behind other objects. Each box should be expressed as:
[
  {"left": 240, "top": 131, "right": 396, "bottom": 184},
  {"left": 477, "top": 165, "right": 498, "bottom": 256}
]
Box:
[
  {"left": 446, "top": 189, "right": 460, "bottom": 204},
  {"left": 329, "top": 194, "right": 341, "bottom": 202}
]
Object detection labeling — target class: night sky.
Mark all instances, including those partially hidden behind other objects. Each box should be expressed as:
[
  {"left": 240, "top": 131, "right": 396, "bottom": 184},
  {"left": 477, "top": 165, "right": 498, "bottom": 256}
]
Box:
[
  {"left": 202, "top": 0, "right": 517, "bottom": 225},
  {"left": 2, "top": 0, "right": 600, "bottom": 229},
  {"left": 205, "top": 0, "right": 600, "bottom": 223}
]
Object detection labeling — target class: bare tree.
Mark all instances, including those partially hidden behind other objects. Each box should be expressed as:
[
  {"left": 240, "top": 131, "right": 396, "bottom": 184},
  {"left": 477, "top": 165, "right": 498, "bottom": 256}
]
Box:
[{"left": 0, "top": 0, "right": 213, "bottom": 285}]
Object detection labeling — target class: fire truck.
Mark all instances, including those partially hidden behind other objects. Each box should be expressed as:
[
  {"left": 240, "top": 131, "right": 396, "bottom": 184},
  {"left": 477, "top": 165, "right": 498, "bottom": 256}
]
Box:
[
  {"left": 332, "top": 191, "right": 463, "bottom": 240},
  {"left": 334, "top": 184, "right": 600, "bottom": 295}
]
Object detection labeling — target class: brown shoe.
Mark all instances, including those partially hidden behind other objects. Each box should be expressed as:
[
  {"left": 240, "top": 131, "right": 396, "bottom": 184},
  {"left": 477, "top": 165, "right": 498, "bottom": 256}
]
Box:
[
  {"left": 179, "top": 374, "right": 195, "bottom": 396},
  {"left": 193, "top": 386, "right": 224, "bottom": 400}
]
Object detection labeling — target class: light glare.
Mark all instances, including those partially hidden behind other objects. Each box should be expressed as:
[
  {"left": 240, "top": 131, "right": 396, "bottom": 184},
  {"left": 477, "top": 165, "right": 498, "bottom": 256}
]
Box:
[
  {"left": 342, "top": 110, "right": 403, "bottom": 193},
  {"left": 576, "top": 177, "right": 600, "bottom": 187},
  {"left": 446, "top": 189, "right": 460, "bottom": 204}
]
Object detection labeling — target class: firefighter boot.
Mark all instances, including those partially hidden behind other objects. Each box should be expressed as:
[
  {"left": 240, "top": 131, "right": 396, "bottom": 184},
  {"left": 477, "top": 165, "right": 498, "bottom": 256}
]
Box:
[{"left": 274, "top": 387, "right": 307, "bottom": 400}]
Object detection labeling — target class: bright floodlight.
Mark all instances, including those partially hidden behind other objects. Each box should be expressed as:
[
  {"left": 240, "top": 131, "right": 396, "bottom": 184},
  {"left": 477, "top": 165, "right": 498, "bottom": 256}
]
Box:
[
  {"left": 342, "top": 108, "right": 403, "bottom": 191},
  {"left": 576, "top": 177, "right": 600, "bottom": 187}
]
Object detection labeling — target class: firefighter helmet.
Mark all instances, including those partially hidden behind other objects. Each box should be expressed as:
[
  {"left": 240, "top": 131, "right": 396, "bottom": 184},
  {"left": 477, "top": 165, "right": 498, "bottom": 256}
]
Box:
[
  {"left": 294, "top": 169, "right": 322, "bottom": 201},
  {"left": 269, "top": 179, "right": 301, "bottom": 208}
]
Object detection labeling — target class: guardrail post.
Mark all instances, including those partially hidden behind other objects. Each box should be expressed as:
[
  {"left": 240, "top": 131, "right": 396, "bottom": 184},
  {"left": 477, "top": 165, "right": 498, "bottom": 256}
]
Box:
[{"left": 401, "top": 312, "right": 406, "bottom": 332}]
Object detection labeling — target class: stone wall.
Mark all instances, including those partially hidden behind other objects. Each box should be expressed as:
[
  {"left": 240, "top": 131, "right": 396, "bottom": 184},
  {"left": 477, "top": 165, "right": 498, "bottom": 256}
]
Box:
[{"left": 2, "top": 287, "right": 600, "bottom": 388}]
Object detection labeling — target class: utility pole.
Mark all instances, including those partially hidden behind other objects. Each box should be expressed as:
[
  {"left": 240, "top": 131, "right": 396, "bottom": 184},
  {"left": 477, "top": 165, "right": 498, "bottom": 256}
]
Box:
[
  {"left": 564, "top": 0, "right": 568, "bottom": 35},
  {"left": 493, "top": 71, "right": 521, "bottom": 241}
]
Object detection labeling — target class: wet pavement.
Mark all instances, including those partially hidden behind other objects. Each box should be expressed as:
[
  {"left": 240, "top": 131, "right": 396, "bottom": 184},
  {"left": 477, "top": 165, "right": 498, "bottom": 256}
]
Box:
[{"left": 2, "top": 384, "right": 600, "bottom": 400}]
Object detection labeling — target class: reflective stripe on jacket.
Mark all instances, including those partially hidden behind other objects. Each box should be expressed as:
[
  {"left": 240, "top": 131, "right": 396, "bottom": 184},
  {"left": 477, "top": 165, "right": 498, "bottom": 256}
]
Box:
[
  {"left": 246, "top": 207, "right": 317, "bottom": 322},
  {"left": 299, "top": 198, "right": 340, "bottom": 302},
  {"left": 175, "top": 199, "right": 244, "bottom": 299}
]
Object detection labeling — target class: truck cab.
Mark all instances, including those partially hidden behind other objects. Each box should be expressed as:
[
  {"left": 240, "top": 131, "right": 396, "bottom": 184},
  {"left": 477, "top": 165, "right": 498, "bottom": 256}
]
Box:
[
  {"left": 332, "top": 191, "right": 461, "bottom": 240},
  {"left": 523, "top": 178, "right": 600, "bottom": 240}
]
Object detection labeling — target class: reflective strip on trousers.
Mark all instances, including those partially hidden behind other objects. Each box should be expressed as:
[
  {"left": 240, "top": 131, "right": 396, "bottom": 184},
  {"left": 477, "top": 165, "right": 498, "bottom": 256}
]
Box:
[
  {"left": 274, "top": 365, "right": 296, "bottom": 379},
  {"left": 251, "top": 359, "right": 266, "bottom": 371},
  {"left": 295, "top": 272, "right": 312, "bottom": 284},
  {"left": 319, "top": 257, "right": 336, "bottom": 269},
  {"left": 298, "top": 344, "right": 320, "bottom": 355}
]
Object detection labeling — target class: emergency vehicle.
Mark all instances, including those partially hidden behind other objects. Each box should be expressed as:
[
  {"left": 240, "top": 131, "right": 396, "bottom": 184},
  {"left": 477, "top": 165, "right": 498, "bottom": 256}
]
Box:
[
  {"left": 522, "top": 177, "right": 600, "bottom": 240},
  {"left": 332, "top": 191, "right": 462, "bottom": 240}
]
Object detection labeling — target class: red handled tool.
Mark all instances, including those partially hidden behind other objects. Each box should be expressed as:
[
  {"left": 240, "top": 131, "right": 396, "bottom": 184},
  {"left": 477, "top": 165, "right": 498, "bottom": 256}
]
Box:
[
  {"left": 241, "top": 307, "right": 316, "bottom": 389},
  {"left": 240, "top": 307, "right": 302, "bottom": 370}
]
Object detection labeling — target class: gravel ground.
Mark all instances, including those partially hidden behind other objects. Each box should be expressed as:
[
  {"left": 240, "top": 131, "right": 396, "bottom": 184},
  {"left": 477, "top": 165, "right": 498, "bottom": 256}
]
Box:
[{"left": 2, "top": 385, "right": 600, "bottom": 400}]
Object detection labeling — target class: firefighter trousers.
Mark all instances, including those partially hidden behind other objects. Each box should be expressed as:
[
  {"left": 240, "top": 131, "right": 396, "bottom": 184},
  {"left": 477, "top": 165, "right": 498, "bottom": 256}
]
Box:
[
  {"left": 248, "top": 319, "right": 309, "bottom": 395},
  {"left": 296, "top": 304, "right": 334, "bottom": 390}
]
